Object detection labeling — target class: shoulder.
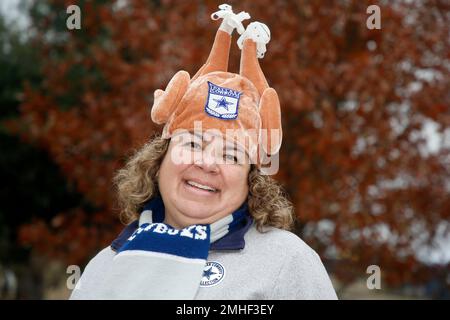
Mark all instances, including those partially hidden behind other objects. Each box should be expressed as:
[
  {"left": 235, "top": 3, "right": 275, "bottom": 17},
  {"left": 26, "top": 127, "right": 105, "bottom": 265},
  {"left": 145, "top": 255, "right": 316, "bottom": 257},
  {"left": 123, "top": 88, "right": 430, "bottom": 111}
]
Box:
[
  {"left": 85, "top": 246, "right": 116, "bottom": 269},
  {"left": 244, "top": 223, "right": 338, "bottom": 299},
  {"left": 69, "top": 246, "right": 116, "bottom": 299},
  {"left": 245, "top": 222, "right": 319, "bottom": 258}
]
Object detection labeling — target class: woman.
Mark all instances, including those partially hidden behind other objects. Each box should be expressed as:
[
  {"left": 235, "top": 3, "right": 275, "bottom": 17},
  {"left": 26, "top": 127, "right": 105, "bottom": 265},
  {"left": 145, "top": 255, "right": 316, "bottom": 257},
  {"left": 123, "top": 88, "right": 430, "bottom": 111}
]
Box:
[{"left": 70, "top": 4, "right": 337, "bottom": 300}]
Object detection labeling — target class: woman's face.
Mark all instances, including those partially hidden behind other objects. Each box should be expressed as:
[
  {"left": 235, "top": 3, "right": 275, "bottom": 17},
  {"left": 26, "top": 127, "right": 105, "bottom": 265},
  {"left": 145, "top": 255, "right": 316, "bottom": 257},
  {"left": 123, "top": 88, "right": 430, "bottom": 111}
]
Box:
[{"left": 158, "top": 131, "right": 250, "bottom": 229}]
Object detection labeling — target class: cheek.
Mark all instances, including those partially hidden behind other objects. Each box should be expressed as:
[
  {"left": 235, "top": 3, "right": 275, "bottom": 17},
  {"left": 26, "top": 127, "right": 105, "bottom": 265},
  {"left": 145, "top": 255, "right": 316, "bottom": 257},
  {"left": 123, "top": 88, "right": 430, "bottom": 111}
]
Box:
[
  {"left": 223, "top": 168, "right": 249, "bottom": 197},
  {"left": 159, "top": 155, "right": 188, "bottom": 188}
]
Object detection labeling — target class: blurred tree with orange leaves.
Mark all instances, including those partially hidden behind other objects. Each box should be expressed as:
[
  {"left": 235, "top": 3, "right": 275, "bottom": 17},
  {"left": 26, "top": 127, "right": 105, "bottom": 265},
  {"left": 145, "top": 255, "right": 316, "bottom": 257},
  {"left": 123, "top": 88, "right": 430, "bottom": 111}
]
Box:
[{"left": 4, "top": 0, "right": 449, "bottom": 293}]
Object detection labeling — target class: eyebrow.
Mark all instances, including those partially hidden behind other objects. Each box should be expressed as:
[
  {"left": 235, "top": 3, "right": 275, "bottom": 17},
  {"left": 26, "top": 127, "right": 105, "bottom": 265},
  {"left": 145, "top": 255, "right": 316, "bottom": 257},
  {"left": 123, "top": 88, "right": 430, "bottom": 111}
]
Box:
[
  {"left": 224, "top": 145, "right": 245, "bottom": 155},
  {"left": 190, "top": 132, "right": 203, "bottom": 141}
]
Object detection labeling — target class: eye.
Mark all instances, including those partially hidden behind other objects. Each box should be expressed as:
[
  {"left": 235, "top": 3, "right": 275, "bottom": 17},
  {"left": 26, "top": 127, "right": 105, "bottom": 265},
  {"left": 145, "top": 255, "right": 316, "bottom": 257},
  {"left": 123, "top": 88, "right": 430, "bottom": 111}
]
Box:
[
  {"left": 186, "top": 141, "right": 202, "bottom": 150},
  {"left": 183, "top": 141, "right": 202, "bottom": 150},
  {"left": 224, "top": 153, "right": 238, "bottom": 163}
]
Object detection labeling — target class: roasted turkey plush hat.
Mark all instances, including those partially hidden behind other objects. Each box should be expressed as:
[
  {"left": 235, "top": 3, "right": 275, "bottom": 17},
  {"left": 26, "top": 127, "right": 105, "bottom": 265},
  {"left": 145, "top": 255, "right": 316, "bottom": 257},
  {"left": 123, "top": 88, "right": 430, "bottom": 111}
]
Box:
[{"left": 150, "top": 4, "right": 282, "bottom": 167}]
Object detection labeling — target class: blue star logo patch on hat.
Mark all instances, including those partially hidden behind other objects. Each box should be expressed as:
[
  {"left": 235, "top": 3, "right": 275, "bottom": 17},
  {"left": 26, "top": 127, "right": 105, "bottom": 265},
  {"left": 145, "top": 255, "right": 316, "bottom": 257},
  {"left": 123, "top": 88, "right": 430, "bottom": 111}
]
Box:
[{"left": 205, "top": 81, "right": 241, "bottom": 120}]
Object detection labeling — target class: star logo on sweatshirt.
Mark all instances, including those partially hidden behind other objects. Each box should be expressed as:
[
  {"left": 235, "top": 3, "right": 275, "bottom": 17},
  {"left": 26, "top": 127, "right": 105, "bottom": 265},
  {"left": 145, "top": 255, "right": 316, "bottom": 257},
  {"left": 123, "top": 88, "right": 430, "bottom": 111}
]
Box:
[
  {"left": 202, "top": 267, "right": 217, "bottom": 280},
  {"left": 213, "top": 97, "right": 233, "bottom": 111},
  {"left": 200, "top": 261, "right": 225, "bottom": 287}
]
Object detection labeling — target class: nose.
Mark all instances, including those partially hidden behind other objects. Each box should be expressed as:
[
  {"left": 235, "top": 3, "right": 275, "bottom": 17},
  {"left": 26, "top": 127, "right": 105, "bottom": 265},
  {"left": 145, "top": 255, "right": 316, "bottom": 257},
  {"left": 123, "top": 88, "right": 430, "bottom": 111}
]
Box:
[{"left": 194, "top": 144, "right": 220, "bottom": 173}]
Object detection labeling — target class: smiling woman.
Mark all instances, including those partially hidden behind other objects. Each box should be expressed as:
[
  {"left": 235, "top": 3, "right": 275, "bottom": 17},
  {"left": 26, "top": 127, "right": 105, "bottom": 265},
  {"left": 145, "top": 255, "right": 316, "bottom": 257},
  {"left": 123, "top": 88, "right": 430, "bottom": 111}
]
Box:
[
  {"left": 159, "top": 131, "right": 251, "bottom": 229},
  {"left": 69, "top": 4, "right": 337, "bottom": 300},
  {"left": 114, "top": 133, "right": 293, "bottom": 234}
]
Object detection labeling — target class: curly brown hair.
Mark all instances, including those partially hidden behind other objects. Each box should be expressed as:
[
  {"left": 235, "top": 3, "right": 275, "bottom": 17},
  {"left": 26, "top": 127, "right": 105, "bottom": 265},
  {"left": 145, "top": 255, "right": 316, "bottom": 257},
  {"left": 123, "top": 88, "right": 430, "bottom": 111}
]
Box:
[{"left": 113, "top": 135, "right": 295, "bottom": 231}]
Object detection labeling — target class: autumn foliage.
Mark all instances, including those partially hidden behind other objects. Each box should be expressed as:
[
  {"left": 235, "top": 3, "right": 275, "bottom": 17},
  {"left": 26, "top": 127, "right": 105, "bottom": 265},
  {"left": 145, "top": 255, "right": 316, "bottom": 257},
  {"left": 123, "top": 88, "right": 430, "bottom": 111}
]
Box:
[{"left": 6, "top": 0, "right": 449, "bottom": 289}]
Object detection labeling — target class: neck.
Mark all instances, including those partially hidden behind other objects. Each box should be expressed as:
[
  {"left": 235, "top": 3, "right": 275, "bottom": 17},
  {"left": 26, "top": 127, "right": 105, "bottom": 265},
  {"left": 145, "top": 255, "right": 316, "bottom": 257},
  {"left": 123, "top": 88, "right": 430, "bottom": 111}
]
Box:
[
  {"left": 163, "top": 208, "right": 224, "bottom": 230},
  {"left": 142, "top": 195, "right": 248, "bottom": 231}
]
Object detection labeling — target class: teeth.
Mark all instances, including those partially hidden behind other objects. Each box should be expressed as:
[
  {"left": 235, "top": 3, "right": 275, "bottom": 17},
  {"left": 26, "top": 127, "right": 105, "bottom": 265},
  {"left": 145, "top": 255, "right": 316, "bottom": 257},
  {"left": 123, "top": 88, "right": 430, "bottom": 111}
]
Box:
[{"left": 187, "top": 180, "right": 216, "bottom": 192}]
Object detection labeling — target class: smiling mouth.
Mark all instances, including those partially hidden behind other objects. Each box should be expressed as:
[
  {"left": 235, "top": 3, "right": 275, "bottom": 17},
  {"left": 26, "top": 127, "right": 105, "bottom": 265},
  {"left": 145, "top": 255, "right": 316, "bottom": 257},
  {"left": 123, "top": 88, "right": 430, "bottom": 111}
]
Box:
[{"left": 184, "top": 180, "right": 219, "bottom": 193}]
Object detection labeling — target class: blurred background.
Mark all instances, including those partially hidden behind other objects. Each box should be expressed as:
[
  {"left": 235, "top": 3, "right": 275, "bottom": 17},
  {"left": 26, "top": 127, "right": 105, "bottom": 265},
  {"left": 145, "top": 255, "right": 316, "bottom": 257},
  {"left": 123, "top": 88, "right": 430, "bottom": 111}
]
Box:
[{"left": 0, "top": 0, "right": 449, "bottom": 299}]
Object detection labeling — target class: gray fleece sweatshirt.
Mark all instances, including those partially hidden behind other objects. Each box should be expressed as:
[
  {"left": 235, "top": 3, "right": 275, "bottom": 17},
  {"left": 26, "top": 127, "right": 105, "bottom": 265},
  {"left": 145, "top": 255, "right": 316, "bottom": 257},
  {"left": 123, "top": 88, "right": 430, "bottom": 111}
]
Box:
[{"left": 70, "top": 221, "right": 337, "bottom": 300}]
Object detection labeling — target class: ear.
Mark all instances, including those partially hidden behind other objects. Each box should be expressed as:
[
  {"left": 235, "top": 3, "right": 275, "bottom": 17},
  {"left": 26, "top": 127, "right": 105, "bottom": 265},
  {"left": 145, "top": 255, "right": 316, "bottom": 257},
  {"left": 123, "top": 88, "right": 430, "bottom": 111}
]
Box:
[
  {"left": 151, "top": 70, "right": 191, "bottom": 124},
  {"left": 259, "top": 87, "right": 283, "bottom": 155}
]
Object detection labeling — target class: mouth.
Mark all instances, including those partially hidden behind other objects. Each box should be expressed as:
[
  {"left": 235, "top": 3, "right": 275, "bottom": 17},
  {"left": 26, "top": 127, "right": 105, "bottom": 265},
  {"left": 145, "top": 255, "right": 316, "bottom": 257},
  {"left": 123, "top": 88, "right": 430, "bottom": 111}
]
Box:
[{"left": 183, "top": 179, "right": 220, "bottom": 194}]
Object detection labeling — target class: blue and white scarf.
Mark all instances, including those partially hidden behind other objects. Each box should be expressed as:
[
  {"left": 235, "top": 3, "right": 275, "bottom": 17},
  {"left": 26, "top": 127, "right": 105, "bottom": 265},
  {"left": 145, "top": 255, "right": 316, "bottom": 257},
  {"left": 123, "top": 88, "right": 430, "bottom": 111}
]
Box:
[{"left": 97, "top": 196, "right": 250, "bottom": 299}]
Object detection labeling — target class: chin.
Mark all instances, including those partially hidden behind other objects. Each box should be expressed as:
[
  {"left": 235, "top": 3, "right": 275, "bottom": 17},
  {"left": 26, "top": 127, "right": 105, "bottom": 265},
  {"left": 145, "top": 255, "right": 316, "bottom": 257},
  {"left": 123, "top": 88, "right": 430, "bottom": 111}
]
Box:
[{"left": 180, "top": 203, "right": 218, "bottom": 221}]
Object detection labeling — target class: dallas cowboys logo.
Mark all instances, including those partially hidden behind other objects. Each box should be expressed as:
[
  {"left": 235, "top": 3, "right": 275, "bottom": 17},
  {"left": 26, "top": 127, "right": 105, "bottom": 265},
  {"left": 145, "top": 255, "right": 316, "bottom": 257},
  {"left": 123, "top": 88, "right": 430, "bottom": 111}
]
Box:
[
  {"left": 203, "top": 266, "right": 217, "bottom": 280},
  {"left": 213, "top": 97, "right": 233, "bottom": 111},
  {"left": 200, "top": 261, "right": 225, "bottom": 287},
  {"left": 205, "top": 82, "right": 241, "bottom": 120}
]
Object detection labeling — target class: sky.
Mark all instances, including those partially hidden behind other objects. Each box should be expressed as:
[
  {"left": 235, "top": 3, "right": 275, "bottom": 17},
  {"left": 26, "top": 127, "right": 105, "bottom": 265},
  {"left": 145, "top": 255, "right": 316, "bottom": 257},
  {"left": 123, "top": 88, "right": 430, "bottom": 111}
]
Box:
[{"left": 0, "top": 0, "right": 31, "bottom": 28}]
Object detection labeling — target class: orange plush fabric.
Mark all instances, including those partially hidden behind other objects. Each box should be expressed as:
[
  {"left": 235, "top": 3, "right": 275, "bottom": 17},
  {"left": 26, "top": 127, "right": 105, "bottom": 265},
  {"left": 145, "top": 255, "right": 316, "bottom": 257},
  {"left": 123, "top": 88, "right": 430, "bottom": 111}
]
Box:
[{"left": 151, "top": 24, "right": 282, "bottom": 166}]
